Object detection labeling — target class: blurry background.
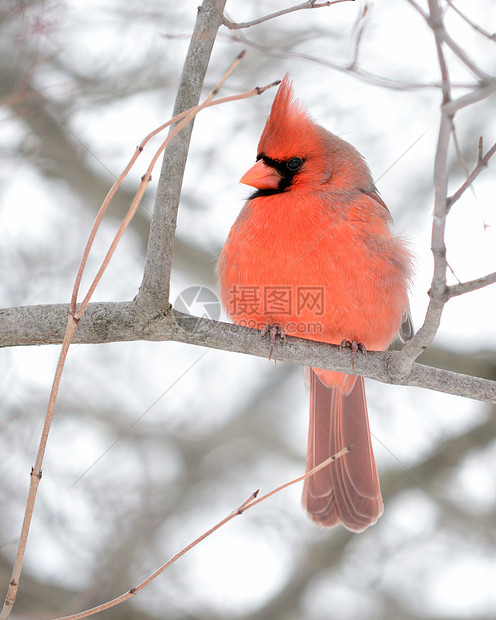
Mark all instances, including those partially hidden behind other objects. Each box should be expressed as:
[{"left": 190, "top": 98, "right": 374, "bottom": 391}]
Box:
[{"left": 1, "top": 1, "right": 496, "bottom": 618}]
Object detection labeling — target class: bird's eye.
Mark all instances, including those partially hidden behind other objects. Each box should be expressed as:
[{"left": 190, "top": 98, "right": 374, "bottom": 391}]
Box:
[{"left": 286, "top": 157, "right": 302, "bottom": 172}]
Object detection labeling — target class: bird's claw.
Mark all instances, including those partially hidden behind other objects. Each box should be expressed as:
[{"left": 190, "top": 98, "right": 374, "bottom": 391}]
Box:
[
  {"left": 340, "top": 339, "right": 367, "bottom": 372},
  {"left": 260, "top": 324, "right": 286, "bottom": 360}
]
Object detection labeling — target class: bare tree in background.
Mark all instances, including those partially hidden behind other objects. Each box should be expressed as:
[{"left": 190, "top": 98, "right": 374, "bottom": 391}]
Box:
[{"left": 1, "top": 1, "right": 496, "bottom": 618}]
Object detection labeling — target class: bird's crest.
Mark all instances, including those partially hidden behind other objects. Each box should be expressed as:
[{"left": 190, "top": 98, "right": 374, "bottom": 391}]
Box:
[{"left": 258, "top": 74, "right": 321, "bottom": 160}]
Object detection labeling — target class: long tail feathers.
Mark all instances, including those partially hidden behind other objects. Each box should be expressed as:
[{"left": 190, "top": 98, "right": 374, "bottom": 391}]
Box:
[{"left": 302, "top": 369, "right": 383, "bottom": 532}]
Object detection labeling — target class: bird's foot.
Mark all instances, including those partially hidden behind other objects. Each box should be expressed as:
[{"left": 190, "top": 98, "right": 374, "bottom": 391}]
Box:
[
  {"left": 340, "top": 339, "right": 367, "bottom": 372},
  {"left": 260, "top": 324, "right": 286, "bottom": 360}
]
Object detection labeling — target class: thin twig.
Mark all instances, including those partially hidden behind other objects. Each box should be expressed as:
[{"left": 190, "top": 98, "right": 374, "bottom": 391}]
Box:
[
  {"left": 447, "top": 271, "right": 496, "bottom": 298},
  {"left": 51, "top": 448, "right": 351, "bottom": 620},
  {"left": 447, "top": 139, "right": 496, "bottom": 210},
  {"left": 222, "top": 0, "right": 354, "bottom": 30},
  {"left": 70, "top": 100, "right": 227, "bottom": 313},
  {"left": 0, "top": 317, "right": 77, "bottom": 619},
  {"left": 349, "top": 2, "right": 369, "bottom": 70},
  {"left": 219, "top": 28, "right": 477, "bottom": 92},
  {"left": 446, "top": 0, "right": 496, "bottom": 42},
  {"left": 429, "top": 1, "right": 451, "bottom": 103},
  {"left": 451, "top": 122, "right": 470, "bottom": 179},
  {"left": 404, "top": 0, "right": 428, "bottom": 20},
  {"left": 412, "top": 0, "right": 490, "bottom": 80},
  {"left": 239, "top": 446, "right": 351, "bottom": 511},
  {"left": 438, "top": 28, "right": 490, "bottom": 81}
]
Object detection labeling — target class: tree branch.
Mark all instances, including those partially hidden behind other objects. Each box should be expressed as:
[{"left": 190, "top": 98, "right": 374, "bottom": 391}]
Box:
[
  {"left": 442, "top": 79, "right": 496, "bottom": 115},
  {"left": 137, "top": 0, "right": 227, "bottom": 313},
  {"left": 348, "top": 2, "right": 369, "bottom": 70},
  {"left": 222, "top": 0, "right": 354, "bottom": 30},
  {"left": 391, "top": 0, "right": 453, "bottom": 378},
  {"left": 1, "top": 303, "right": 495, "bottom": 403},
  {"left": 446, "top": 0, "right": 496, "bottom": 42},
  {"left": 447, "top": 139, "right": 496, "bottom": 210},
  {"left": 219, "top": 27, "right": 478, "bottom": 92},
  {"left": 417, "top": 0, "right": 490, "bottom": 80},
  {"left": 447, "top": 271, "right": 496, "bottom": 298},
  {"left": 52, "top": 448, "right": 350, "bottom": 620},
  {"left": 388, "top": 1, "right": 496, "bottom": 386}
]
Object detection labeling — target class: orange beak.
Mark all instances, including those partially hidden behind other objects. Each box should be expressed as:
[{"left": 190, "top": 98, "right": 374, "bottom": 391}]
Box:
[{"left": 239, "top": 159, "right": 281, "bottom": 190}]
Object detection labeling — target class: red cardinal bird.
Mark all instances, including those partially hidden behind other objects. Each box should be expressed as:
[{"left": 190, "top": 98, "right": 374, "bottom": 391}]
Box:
[{"left": 218, "top": 75, "right": 413, "bottom": 532}]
